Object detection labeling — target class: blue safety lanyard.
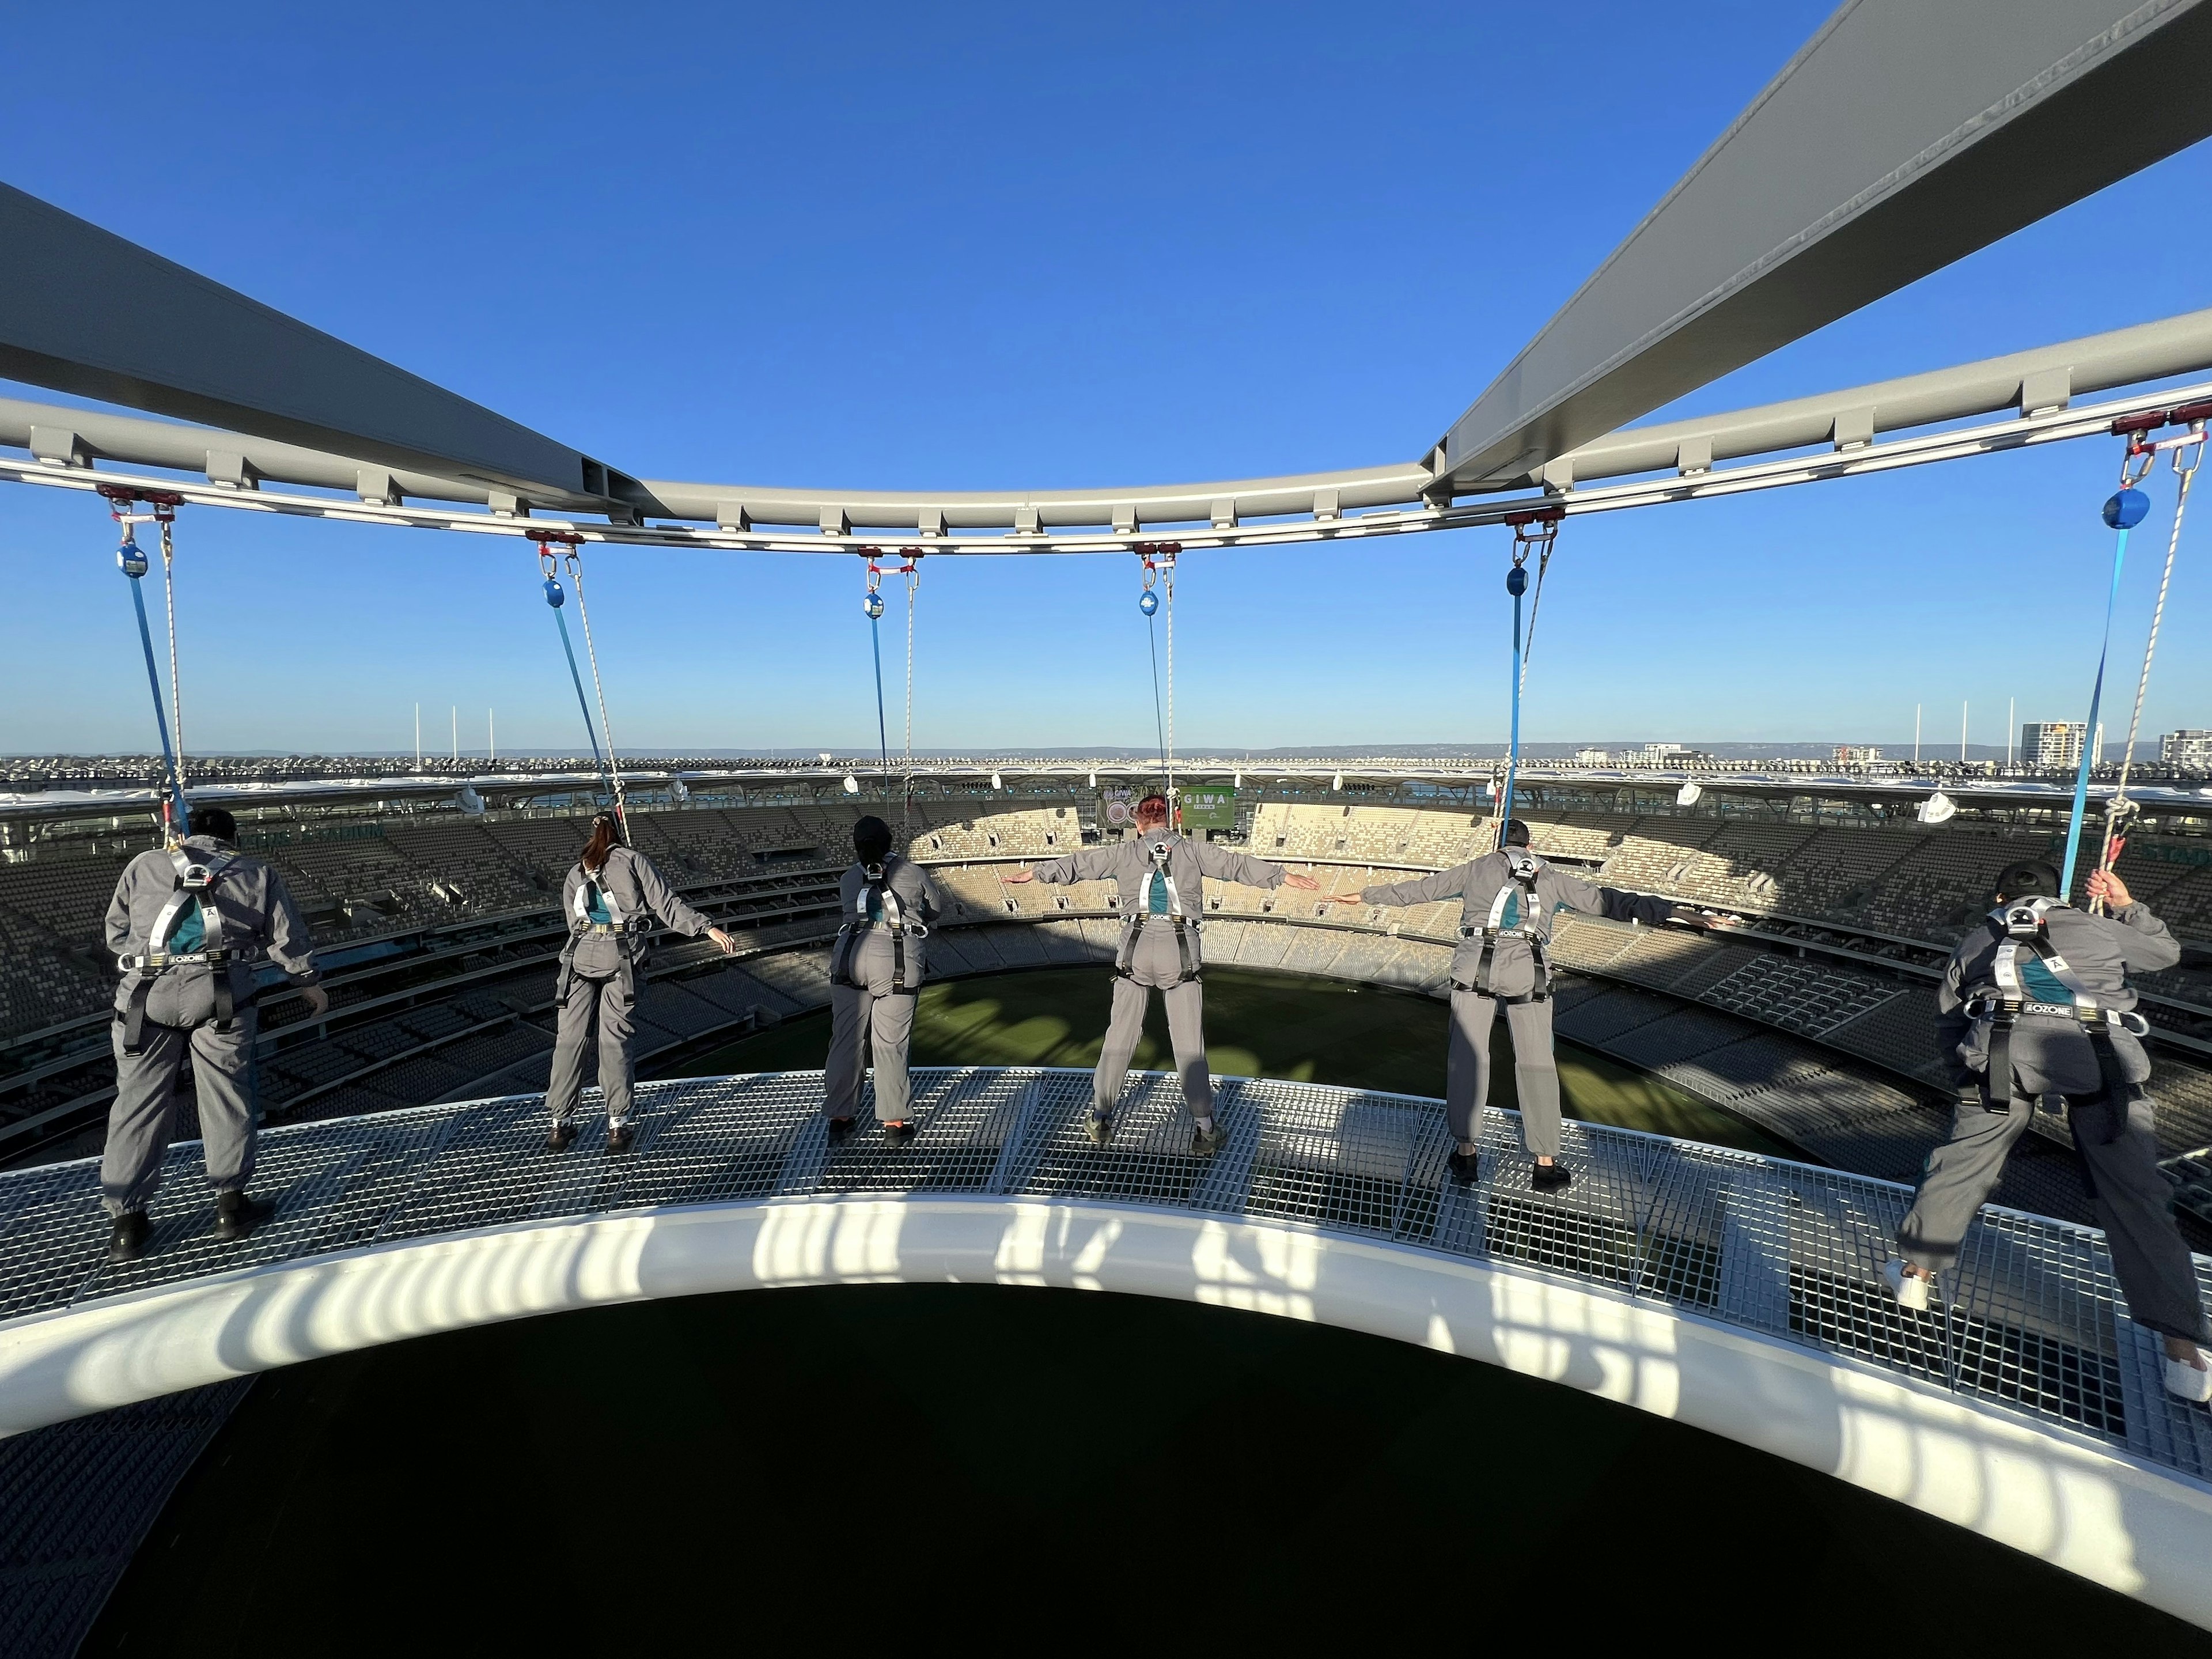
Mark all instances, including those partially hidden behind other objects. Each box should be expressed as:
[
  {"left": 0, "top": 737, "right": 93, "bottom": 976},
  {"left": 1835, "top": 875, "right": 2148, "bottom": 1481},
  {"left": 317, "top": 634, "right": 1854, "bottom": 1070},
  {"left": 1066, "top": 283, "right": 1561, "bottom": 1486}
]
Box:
[
  {"left": 1497, "top": 510, "right": 1558, "bottom": 849},
  {"left": 118, "top": 529, "right": 190, "bottom": 832},
  {"left": 2059, "top": 471, "right": 2153, "bottom": 899},
  {"left": 543, "top": 569, "right": 617, "bottom": 810}
]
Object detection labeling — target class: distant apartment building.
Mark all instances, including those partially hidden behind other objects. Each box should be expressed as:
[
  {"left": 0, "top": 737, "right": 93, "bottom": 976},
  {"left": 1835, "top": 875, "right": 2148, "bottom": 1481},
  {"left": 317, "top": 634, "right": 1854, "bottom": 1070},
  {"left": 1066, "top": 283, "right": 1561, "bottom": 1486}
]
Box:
[
  {"left": 1832, "top": 745, "right": 1881, "bottom": 764},
  {"left": 2162, "top": 730, "right": 2212, "bottom": 771},
  {"left": 1574, "top": 748, "right": 1612, "bottom": 764},
  {"left": 1637, "top": 743, "right": 1702, "bottom": 766},
  {"left": 2021, "top": 722, "right": 2103, "bottom": 768}
]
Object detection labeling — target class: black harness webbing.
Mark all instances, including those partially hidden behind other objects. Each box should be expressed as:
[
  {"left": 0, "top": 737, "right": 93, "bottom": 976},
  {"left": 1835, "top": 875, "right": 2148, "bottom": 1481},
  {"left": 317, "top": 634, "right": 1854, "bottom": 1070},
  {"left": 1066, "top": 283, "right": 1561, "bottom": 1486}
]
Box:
[
  {"left": 1115, "top": 840, "right": 1200, "bottom": 985},
  {"left": 833, "top": 863, "right": 923, "bottom": 995},
  {"left": 1454, "top": 850, "right": 1550, "bottom": 1003},
  {"left": 1968, "top": 902, "right": 2143, "bottom": 1143},
  {"left": 118, "top": 849, "right": 245, "bottom": 1054},
  {"left": 558, "top": 858, "right": 654, "bottom": 1001}
]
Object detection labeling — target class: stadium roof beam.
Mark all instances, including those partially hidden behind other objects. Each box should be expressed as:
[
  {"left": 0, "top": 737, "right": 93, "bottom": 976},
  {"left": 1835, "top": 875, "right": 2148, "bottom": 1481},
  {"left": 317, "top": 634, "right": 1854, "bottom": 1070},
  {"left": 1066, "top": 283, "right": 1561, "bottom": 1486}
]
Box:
[
  {"left": 0, "top": 183, "right": 634, "bottom": 516},
  {"left": 1430, "top": 0, "right": 2212, "bottom": 494}
]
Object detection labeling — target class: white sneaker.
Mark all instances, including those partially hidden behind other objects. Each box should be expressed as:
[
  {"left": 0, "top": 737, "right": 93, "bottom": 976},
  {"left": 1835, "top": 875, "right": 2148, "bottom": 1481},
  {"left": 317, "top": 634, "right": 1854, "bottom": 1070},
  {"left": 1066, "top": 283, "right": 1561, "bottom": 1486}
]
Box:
[
  {"left": 2165, "top": 1354, "right": 2212, "bottom": 1405},
  {"left": 1881, "top": 1259, "right": 1931, "bottom": 1311}
]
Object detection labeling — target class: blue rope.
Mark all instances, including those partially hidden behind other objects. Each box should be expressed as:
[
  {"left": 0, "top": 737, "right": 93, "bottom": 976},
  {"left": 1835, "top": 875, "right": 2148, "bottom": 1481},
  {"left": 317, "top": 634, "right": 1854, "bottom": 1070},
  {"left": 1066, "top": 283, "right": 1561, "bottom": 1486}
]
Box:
[
  {"left": 2059, "top": 522, "right": 2133, "bottom": 899},
  {"left": 122, "top": 556, "right": 189, "bottom": 831},
  {"left": 552, "top": 606, "right": 616, "bottom": 808},
  {"left": 1499, "top": 579, "right": 1525, "bottom": 850},
  {"left": 870, "top": 613, "right": 891, "bottom": 799}
]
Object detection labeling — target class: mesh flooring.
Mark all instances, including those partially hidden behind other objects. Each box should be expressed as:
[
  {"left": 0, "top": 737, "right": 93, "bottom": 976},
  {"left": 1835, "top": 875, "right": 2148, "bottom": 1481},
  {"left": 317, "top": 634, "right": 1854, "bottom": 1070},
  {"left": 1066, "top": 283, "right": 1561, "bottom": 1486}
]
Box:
[{"left": 3, "top": 1068, "right": 2209, "bottom": 1483}]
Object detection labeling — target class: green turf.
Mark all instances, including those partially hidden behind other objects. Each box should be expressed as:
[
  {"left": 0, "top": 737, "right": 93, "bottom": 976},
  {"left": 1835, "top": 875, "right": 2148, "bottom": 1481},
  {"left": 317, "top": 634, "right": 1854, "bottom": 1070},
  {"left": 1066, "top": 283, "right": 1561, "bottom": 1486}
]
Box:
[{"left": 663, "top": 963, "right": 1790, "bottom": 1155}]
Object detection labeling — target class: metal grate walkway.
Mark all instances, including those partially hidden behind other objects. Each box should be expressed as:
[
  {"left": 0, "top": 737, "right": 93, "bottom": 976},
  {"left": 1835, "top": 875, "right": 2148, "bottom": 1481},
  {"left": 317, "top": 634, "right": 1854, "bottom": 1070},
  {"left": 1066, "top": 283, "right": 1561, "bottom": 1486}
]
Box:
[{"left": 2, "top": 1068, "right": 2208, "bottom": 1482}]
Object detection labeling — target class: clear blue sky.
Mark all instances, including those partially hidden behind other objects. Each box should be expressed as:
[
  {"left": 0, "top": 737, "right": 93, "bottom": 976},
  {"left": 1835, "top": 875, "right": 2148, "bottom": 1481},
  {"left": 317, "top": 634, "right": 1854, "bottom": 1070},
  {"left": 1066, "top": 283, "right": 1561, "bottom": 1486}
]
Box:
[{"left": 3, "top": 1, "right": 2209, "bottom": 757}]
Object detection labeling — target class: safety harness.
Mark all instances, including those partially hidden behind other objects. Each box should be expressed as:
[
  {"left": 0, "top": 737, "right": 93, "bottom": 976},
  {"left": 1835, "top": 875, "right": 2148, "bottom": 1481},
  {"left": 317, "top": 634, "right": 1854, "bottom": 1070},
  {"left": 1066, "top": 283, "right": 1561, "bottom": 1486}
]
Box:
[
  {"left": 1452, "top": 847, "right": 1552, "bottom": 1003},
  {"left": 558, "top": 855, "right": 655, "bottom": 1000},
  {"left": 832, "top": 861, "right": 927, "bottom": 995},
  {"left": 1115, "top": 837, "right": 1202, "bottom": 984},
  {"left": 1964, "top": 899, "right": 2146, "bottom": 1137},
  {"left": 116, "top": 848, "right": 252, "bottom": 1053}
]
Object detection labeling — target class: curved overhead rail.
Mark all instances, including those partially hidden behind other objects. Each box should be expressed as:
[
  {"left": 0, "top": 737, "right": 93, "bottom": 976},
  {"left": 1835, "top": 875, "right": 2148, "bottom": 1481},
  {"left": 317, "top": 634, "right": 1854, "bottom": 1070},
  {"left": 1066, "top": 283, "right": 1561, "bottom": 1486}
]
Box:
[
  {"left": 0, "top": 1070, "right": 2206, "bottom": 1625},
  {"left": 6, "top": 376, "right": 2212, "bottom": 559}
]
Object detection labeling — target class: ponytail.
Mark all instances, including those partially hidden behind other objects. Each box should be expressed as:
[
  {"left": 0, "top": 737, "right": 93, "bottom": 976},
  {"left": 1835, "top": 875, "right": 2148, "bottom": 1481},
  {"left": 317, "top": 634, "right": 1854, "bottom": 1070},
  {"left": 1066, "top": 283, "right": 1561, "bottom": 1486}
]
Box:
[{"left": 580, "top": 813, "right": 622, "bottom": 874}]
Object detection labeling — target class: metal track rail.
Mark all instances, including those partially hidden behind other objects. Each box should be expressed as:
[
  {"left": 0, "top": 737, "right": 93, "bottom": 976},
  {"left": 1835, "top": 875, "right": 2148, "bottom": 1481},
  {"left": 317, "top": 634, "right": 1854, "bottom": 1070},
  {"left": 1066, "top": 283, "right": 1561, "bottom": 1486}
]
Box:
[{"left": 6, "top": 380, "right": 2207, "bottom": 557}]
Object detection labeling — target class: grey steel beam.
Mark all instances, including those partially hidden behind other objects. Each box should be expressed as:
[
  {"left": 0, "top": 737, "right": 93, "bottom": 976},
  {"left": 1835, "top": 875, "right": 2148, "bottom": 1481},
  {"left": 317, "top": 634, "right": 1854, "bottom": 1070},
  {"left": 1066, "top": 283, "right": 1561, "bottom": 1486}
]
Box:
[
  {"left": 1434, "top": 0, "right": 2212, "bottom": 492},
  {"left": 1555, "top": 306, "right": 2212, "bottom": 485},
  {"left": 0, "top": 183, "right": 630, "bottom": 513}
]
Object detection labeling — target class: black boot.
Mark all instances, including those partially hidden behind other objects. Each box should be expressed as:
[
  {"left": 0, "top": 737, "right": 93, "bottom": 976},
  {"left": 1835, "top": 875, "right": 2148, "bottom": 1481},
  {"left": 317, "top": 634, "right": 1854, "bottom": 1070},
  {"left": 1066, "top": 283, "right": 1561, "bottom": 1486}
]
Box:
[
  {"left": 1530, "top": 1160, "right": 1573, "bottom": 1192},
  {"left": 882, "top": 1120, "right": 917, "bottom": 1143},
  {"left": 213, "top": 1190, "right": 274, "bottom": 1242},
  {"left": 108, "top": 1210, "right": 151, "bottom": 1264},
  {"left": 1446, "top": 1149, "right": 1480, "bottom": 1184},
  {"left": 546, "top": 1119, "right": 578, "bottom": 1153},
  {"left": 605, "top": 1121, "right": 637, "bottom": 1155}
]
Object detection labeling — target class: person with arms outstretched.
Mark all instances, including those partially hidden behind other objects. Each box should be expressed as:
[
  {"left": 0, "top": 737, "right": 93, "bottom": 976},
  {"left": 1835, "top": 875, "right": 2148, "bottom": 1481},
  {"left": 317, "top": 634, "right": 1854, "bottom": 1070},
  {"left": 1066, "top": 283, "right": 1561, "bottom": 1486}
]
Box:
[
  {"left": 824, "top": 815, "right": 944, "bottom": 1140},
  {"left": 1330, "top": 817, "right": 1709, "bottom": 1190},
  {"left": 1008, "top": 792, "right": 1319, "bottom": 1153}
]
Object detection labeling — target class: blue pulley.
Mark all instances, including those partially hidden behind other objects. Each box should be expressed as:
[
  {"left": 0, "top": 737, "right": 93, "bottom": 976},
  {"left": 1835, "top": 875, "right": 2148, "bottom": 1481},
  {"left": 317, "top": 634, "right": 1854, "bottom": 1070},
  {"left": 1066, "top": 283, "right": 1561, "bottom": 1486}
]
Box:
[
  {"left": 117, "top": 538, "right": 148, "bottom": 579},
  {"left": 1138, "top": 589, "right": 1158, "bottom": 616},
  {"left": 863, "top": 591, "right": 885, "bottom": 620},
  {"left": 543, "top": 577, "right": 565, "bottom": 608},
  {"left": 2103, "top": 488, "right": 2150, "bottom": 531},
  {"left": 1506, "top": 565, "right": 1528, "bottom": 597}
]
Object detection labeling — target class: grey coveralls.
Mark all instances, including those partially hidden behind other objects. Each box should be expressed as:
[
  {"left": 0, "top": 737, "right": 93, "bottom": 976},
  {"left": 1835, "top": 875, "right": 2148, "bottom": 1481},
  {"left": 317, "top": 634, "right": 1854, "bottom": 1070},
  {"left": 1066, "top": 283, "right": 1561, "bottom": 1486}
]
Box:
[
  {"left": 1360, "top": 849, "right": 1676, "bottom": 1156},
  {"left": 824, "top": 855, "right": 944, "bottom": 1124},
  {"left": 1899, "top": 897, "right": 2209, "bottom": 1343},
  {"left": 547, "top": 845, "right": 717, "bottom": 1131},
  {"left": 102, "top": 835, "right": 320, "bottom": 1217},
  {"left": 1032, "top": 834, "right": 1291, "bottom": 1120}
]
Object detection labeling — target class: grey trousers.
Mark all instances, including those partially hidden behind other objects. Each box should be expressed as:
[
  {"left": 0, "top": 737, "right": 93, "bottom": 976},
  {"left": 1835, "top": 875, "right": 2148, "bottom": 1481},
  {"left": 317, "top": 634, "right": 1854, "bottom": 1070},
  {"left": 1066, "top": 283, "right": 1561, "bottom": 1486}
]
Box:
[
  {"left": 1900, "top": 1090, "right": 2210, "bottom": 1344},
  {"left": 1448, "top": 991, "right": 1562, "bottom": 1157},
  {"left": 547, "top": 971, "right": 637, "bottom": 1127},
  {"left": 824, "top": 982, "right": 919, "bottom": 1123},
  {"left": 1095, "top": 975, "right": 1210, "bottom": 1119},
  {"left": 103, "top": 1010, "right": 259, "bottom": 1216}
]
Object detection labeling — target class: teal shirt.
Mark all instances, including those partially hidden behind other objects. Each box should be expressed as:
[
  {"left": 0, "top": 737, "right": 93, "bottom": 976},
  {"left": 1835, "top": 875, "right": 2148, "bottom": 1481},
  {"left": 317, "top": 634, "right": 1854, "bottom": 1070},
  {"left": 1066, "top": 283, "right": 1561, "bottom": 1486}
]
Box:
[
  {"left": 2019, "top": 957, "right": 2072, "bottom": 1003},
  {"left": 167, "top": 897, "right": 204, "bottom": 953},
  {"left": 584, "top": 882, "right": 611, "bottom": 926},
  {"left": 1146, "top": 870, "right": 1169, "bottom": 915}
]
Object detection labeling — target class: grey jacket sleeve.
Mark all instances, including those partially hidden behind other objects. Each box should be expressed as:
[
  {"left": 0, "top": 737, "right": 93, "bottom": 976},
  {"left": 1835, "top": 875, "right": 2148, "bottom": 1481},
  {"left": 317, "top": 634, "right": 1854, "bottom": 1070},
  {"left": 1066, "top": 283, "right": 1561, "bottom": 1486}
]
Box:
[
  {"left": 1933, "top": 950, "right": 1977, "bottom": 1089},
  {"left": 1361, "top": 863, "right": 1471, "bottom": 907},
  {"left": 1550, "top": 869, "right": 1676, "bottom": 927},
  {"left": 262, "top": 869, "right": 320, "bottom": 983},
  {"left": 2104, "top": 903, "right": 2181, "bottom": 972},
  {"left": 1191, "top": 841, "right": 1288, "bottom": 889},
  {"left": 105, "top": 860, "right": 141, "bottom": 956},
  {"left": 560, "top": 866, "right": 586, "bottom": 937},
  {"left": 915, "top": 868, "right": 945, "bottom": 922},
  {"left": 1033, "top": 845, "right": 1116, "bottom": 884},
  {"left": 631, "top": 850, "right": 714, "bottom": 937}
]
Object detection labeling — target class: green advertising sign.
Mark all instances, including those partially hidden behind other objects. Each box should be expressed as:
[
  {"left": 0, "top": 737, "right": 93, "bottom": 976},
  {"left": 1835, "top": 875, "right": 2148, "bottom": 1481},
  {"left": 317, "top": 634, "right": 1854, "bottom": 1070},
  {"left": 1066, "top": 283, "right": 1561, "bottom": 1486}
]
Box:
[{"left": 1178, "top": 786, "right": 1238, "bottom": 832}]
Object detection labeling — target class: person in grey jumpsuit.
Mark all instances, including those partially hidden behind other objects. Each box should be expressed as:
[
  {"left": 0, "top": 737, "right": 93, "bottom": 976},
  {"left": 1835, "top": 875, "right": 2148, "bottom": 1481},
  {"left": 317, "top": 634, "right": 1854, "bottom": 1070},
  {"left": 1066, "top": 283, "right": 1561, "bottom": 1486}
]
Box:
[
  {"left": 101, "top": 806, "right": 327, "bottom": 1263},
  {"left": 1331, "top": 818, "right": 1702, "bottom": 1189},
  {"left": 546, "top": 813, "right": 735, "bottom": 1154},
  {"left": 1884, "top": 859, "right": 2210, "bottom": 1403},
  {"left": 824, "top": 816, "right": 945, "bottom": 1139},
  {"left": 1007, "top": 792, "right": 1320, "bottom": 1153}
]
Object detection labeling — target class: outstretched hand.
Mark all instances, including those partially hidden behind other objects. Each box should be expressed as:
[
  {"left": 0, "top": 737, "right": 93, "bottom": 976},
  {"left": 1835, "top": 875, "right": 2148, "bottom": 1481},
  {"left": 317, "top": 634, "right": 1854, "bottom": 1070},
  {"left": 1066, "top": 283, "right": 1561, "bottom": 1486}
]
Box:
[
  {"left": 2087, "top": 868, "right": 2133, "bottom": 910},
  {"left": 1283, "top": 873, "right": 1321, "bottom": 891},
  {"left": 707, "top": 927, "right": 737, "bottom": 956},
  {"left": 1325, "top": 892, "right": 1368, "bottom": 907},
  {"left": 298, "top": 984, "right": 331, "bottom": 1018},
  {"left": 1004, "top": 867, "right": 1035, "bottom": 885},
  {"left": 1668, "top": 906, "right": 1723, "bottom": 930}
]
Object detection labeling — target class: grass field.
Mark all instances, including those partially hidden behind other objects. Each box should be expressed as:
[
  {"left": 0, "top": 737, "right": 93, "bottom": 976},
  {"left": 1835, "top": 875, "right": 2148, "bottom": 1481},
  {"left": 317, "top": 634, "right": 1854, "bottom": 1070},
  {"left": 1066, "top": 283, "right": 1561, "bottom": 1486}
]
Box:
[{"left": 665, "top": 964, "right": 1788, "bottom": 1155}]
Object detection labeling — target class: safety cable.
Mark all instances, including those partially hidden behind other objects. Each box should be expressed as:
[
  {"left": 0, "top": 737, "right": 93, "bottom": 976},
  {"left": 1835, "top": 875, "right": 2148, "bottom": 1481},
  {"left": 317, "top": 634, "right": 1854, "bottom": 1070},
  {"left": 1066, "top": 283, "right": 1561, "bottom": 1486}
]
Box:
[
  {"left": 1518, "top": 528, "right": 1558, "bottom": 698},
  {"left": 100, "top": 487, "right": 190, "bottom": 840},
  {"left": 1136, "top": 546, "right": 1181, "bottom": 815},
  {"left": 158, "top": 518, "right": 187, "bottom": 799},
  {"left": 539, "top": 542, "right": 619, "bottom": 821},
  {"left": 563, "top": 549, "right": 628, "bottom": 834},
  {"left": 2058, "top": 443, "right": 2156, "bottom": 902},
  {"left": 2094, "top": 418, "right": 2203, "bottom": 910},
  {"left": 904, "top": 554, "right": 920, "bottom": 836},
  {"left": 1498, "top": 508, "right": 1563, "bottom": 850}
]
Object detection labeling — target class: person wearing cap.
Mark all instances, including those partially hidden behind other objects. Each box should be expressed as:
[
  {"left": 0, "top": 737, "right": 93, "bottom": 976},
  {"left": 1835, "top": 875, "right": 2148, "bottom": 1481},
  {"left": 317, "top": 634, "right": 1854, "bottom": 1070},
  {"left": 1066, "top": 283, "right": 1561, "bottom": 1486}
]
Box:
[
  {"left": 1007, "top": 791, "right": 1319, "bottom": 1154},
  {"left": 1884, "top": 859, "right": 2209, "bottom": 1403},
  {"left": 545, "top": 812, "right": 737, "bottom": 1155},
  {"left": 100, "top": 806, "right": 327, "bottom": 1263},
  {"left": 825, "top": 815, "right": 944, "bottom": 1139},
  {"left": 1328, "top": 817, "right": 1707, "bottom": 1190}
]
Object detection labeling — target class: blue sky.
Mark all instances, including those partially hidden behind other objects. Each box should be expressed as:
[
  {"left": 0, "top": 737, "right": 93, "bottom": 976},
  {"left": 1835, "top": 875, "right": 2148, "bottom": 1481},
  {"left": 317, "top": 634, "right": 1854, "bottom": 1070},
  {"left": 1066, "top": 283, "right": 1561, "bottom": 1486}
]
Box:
[{"left": 3, "top": 0, "right": 2209, "bottom": 757}]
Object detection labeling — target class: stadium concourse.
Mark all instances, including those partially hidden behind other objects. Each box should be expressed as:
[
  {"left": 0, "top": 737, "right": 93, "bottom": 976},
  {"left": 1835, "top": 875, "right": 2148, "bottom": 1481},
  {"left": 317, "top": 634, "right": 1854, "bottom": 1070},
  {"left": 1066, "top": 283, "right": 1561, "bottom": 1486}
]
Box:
[{"left": 2, "top": 759, "right": 2209, "bottom": 1248}]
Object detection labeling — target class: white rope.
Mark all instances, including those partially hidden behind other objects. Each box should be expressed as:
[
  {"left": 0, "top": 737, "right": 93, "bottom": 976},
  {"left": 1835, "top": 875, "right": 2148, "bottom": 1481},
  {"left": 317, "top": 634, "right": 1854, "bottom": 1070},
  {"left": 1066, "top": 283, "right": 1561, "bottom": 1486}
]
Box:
[
  {"left": 1164, "top": 557, "right": 1176, "bottom": 812},
  {"left": 904, "top": 559, "right": 918, "bottom": 838},
  {"left": 158, "top": 518, "right": 188, "bottom": 799},
  {"left": 2096, "top": 430, "right": 2200, "bottom": 906},
  {"left": 1517, "top": 535, "right": 1556, "bottom": 699},
  {"left": 565, "top": 551, "right": 628, "bottom": 830}
]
